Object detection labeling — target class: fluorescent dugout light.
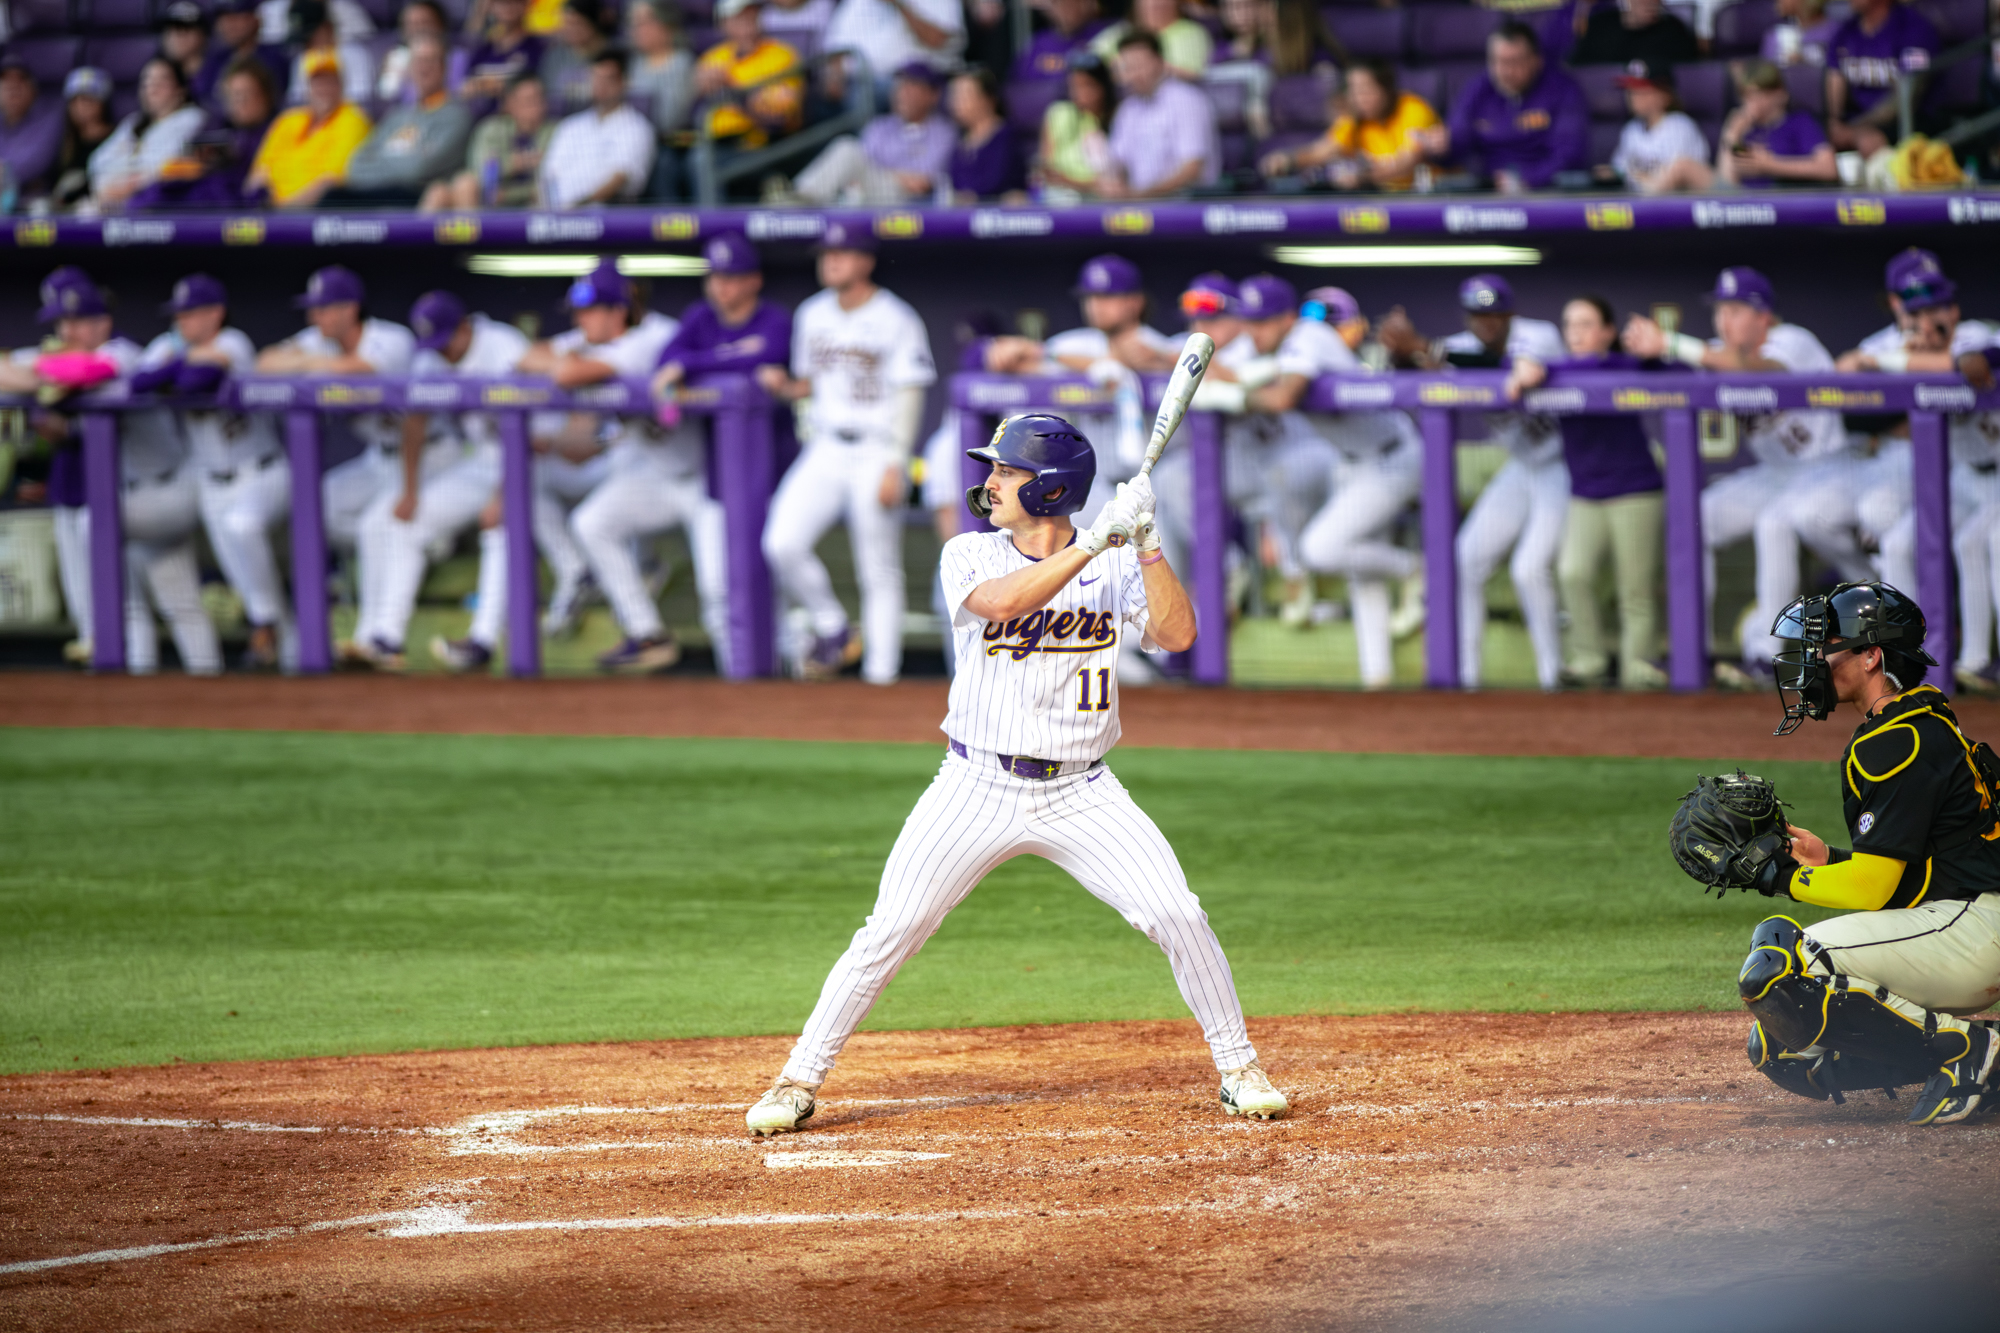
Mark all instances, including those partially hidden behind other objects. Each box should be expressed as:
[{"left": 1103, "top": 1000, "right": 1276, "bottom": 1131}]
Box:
[
  {"left": 1270, "top": 245, "right": 1543, "bottom": 267},
  {"left": 465, "top": 254, "right": 711, "bottom": 277}
]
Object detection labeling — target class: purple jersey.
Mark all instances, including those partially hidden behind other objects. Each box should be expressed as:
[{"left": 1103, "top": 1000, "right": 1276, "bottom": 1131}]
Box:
[
  {"left": 950, "top": 124, "right": 1025, "bottom": 198},
  {"left": 1828, "top": 5, "right": 1938, "bottom": 114},
  {"left": 1554, "top": 353, "right": 1664, "bottom": 501},
  {"left": 1446, "top": 66, "right": 1590, "bottom": 188},
  {"left": 1011, "top": 20, "right": 1110, "bottom": 81},
  {"left": 657, "top": 299, "right": 793, "bottom": 378},
  {"left": 1737, "top": 109, "right": 1827, "bottom": 181}
]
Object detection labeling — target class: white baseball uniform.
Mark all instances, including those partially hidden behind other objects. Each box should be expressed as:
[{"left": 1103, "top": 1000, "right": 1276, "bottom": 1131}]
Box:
[
  {"left": 269, "top": 317, "right": 421, "bottom": 552},
  {"left": 35, "top": 338, "right": 220, "bottom": 675},
  {"left": 1446, "top": 317, "right": 1568, "bottom": 690},
  {"left": 1698, "top": 321, "right": 1864, "bottom": 665},
  {"left": 351, "top": 315, "right": 531, "bottom": 653},
  {"left": 779, "top": 527, "right": 1258, "bottom": 1087},
  {"left": 766, "top": 285, "right": 935, "bottom": 685},
  {"left": 1293, "top": 326, "right": 1423, "bottom": 688},
  {"left": 564, "top": 315, "right": 734, "bottom": 667}
]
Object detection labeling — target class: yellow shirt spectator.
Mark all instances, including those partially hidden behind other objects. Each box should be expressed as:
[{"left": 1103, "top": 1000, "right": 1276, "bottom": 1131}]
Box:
[
  {"left": 527, "top": 0, "right": 564, "bottom": 33},
  {"left": 250, "top": 102, "right": 373, "bottom": 204},
  {"left": 695, "top": 38, "right": 803, "bottom": 147},
  {"left": 1327, "top": 90, "right": 1438, "bottom": 191}
]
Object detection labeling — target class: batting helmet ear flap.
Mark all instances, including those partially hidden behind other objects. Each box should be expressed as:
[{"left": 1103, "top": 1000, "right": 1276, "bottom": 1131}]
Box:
[{"left": 966, "top": 484, "right": 994, "bottom": 518}]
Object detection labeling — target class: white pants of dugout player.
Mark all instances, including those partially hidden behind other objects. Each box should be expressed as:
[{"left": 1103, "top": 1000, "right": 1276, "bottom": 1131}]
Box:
[
  {"left": 764, "top": 437, "right": 904, "bottom": 685},
  {"left": 350, "top": 449, "right": 497, "bottom": 652},
  {"left": 781, "top": 748, "right": 1260, "bottom": 1085},
  {"left": 199, "top": 452, "right": 293, "bottom": 644},
  {"left": 571, "top": 446, "right": 731, "bottom": 672},
  {"left": 1456, "top": 454, "right": 1568, "bottom": 691},
  {"left": 1704, "top": 457, "right": 1875, "bottom": 665},
  {"left": 1298, "top": 446, "right": 1422, "bottom": 689},
  {"left": 462, "top": 453, "right": 612, "bottom": 650},
  {"left": 51, "top": 469, "right": 221, "bottom": 675},
  {"left": 1745, "top": 895, "right": 2000, "bottom": 1099}
]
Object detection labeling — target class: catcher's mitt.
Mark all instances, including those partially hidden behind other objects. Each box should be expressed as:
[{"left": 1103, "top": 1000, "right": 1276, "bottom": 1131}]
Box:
[{"left": 1669, "top": 770, "right": 1792, "bottom": 896}]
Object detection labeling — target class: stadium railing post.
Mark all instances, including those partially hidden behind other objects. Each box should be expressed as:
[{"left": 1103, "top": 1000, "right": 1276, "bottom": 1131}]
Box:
[
  {"left": 1910, "top": 409, "right": 1955, "bottom": 692},
  {"left": 1188, "top": 408, "right": 1228, "bottom": 685},
  {"left": 284, "top": 409, "right": 332, "bottom": 674},
  {"left": 1419, "top": 407, "right": 1459, "bottom": 689},
  {"left": 1661, "top": 408, "right": 1706, "bottom": 692},
  {"left": 713, "top": 376, "right": 778, "bottom": 678},
  {"left": 497, "top": 409, "right": 541, "bottom": 679},
  {"left": 959, "top": 408, "right": 995, "bottom": 533},
  {"left": 80, "top": 412, "right": 127, "bottom": 673}
]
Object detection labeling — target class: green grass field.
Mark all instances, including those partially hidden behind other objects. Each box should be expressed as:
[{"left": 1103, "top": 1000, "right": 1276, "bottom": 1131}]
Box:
[{"left": 0, "top": 728, "right": 1847, "bottom": 1076}]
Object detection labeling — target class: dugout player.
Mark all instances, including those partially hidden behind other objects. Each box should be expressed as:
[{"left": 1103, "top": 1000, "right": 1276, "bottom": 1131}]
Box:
[
  {"left": 757, "top": 220, "right": 933, "bottom": 685},
  {"left": 1736, "top": 582, "right": 2000, "bottom": 1124},
  {"left": 744, "top": 413, "right": 1287, "bottom": 1135}
]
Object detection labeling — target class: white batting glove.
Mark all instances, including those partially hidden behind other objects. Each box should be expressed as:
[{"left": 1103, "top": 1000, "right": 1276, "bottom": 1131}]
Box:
[
  {"left": 1080, "top": 496, "right": 1139, "bottom": 555},
  {"left": 1132, "top": 514, "right": 1162, "bottom": 557},
  {"left": 1116, "top": 474, "right": 1156, "bottom": 523}
]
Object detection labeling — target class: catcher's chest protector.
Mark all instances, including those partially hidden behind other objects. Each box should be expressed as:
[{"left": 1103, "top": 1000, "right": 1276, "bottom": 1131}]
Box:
[{"left": 1841, "top": 688, "right": 2000, "bottom": 907}]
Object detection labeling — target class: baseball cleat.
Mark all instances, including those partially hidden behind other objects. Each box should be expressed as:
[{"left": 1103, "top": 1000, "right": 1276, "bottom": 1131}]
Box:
[
  {"left": 541, "top": 572, "right": 599, "bottom": 638},
  {"left": 1219, "top": 1060, "right": 1288, "bottom": 1120},
  {"left": 338, "top": 637, "right": 407, "bottom": 672},
  {"left": 801, "top": 629, "right": 860, "bottom": 681},
  {"left": 1908, "top": 1027, "right": 1997, "bottom": 1126},
  {"left": 1713, "top": 659, "right": 1773, "bottom": 692},
  {"left": 1953, "top": 664, "right": 2000, "bottom": 697},
  {"left": 746, "top": 1076, "right": 819, "bottom": 1136},
  {"left": 430, "top": 635, "right": 492, "bottom": 674},
  {"left": 596, "top": 634, "right": 682, "bottom": 674}
]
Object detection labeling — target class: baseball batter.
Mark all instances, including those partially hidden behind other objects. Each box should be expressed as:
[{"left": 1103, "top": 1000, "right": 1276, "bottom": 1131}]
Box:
[
  {"left": 758, "top": 220, "right": 933, "bottom": 685},
  {"left": 133, "top": 273, "right": 292, "bottom": 671},
  {"left": 745, "top": 413, "right": 1286, "bottom": 1135}
]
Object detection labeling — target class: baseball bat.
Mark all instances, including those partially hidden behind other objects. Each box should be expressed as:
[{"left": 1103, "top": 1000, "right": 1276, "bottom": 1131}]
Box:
[{"left": 1104, "top": 332, "right": 1214, "bottom": 547}]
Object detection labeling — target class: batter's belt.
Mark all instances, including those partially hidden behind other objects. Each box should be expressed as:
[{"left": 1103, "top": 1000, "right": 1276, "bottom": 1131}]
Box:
[{"left": 949, "top": 737, "right": 1104, "bottom": 781}]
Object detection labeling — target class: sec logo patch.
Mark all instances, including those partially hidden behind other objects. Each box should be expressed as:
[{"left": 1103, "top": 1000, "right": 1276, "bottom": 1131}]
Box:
[{"left": 1858, "top": 812, "right": 1876, "bottom": 834}]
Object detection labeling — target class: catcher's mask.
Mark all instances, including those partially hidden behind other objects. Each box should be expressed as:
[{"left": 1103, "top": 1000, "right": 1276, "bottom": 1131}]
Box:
[{"left": 1772, "top": 581, "right": 1935, "bottom": 736}]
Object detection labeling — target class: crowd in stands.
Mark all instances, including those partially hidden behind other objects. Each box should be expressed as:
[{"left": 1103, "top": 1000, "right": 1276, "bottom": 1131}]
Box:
[{"left": 0, "top": 0, "right": 1990, "bottom": 212}]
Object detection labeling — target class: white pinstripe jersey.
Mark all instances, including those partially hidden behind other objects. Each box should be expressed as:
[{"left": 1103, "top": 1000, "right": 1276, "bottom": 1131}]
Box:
[
  {"left": 1858, "top": 317, "right": 2000, "bottom": 467},
  {"left": 410, "top": 315, "right": 531, "bottom": 461},
  {"left": 939, "top": 530, "right": 1156, "bottom": 762},
  {"left": 139, "top": 327, "right": 281, "bottom": 474}
]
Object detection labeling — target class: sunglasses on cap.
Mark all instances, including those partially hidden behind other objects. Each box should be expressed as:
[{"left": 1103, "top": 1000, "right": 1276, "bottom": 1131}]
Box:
[
  {"left": 1180, "top": 288, "right": 1229, "bottom": 318},
  {"left": 1300, "top": 299, "right": 1333, "bottom": 323},
  {"left": 1896, "top": 280, "right": 1952, "bottom": 305}
]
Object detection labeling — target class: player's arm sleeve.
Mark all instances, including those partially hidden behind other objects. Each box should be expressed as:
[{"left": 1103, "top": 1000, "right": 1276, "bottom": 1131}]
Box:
[
  {"left": 1785, "top": 852, "right": 1905, "bottom": 911},
  {"left": 889, "top": 384, "right": 926, "bottom": 458},
  {"left": 940, "top": 536, "right": 989, "bottom": 629},
  {"left": 1118, "top": 551, "right": 1161, "bottom": 653},
  {"left": 890, "top": 313, "right": 938, "bottom": 389}
]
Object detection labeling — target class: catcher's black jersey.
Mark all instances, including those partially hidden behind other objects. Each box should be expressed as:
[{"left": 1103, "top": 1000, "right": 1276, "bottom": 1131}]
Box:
[{"left": 1842, "top": 686, "right": 2000, "bottom": 907}]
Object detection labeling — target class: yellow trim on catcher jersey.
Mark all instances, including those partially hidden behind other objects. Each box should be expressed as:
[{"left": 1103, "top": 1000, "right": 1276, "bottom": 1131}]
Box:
[
  {"left": 1788, "top": 851, "right": 1905, "bottom": 911},
  {"left": 1847, "top": 721, "right": 1922, "bottom": 796}
]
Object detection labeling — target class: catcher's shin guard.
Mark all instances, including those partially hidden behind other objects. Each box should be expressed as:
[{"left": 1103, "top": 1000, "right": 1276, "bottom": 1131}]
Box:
[
  {"left": 1738, "top": 915, "right": 1946, "bottom": 1089},
  {"left": 1746, "top": 1020, "right": 1919, "bottom": 1104}
]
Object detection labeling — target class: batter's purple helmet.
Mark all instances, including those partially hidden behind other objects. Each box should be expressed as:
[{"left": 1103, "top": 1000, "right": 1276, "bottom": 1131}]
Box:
[{"left": 965, "top": 413, "right": 1096, "bottom": 519}]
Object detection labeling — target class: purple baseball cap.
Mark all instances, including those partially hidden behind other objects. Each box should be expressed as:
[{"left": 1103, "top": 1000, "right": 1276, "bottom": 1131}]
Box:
[
  {"left": 296, "top": 265, "right": 365, "bottom": 309},
  {"left": 1179, "top": 272, "right": 1237, "bottom": 319},
  {"left": 163, "top": 273, "right": 226, "bottom": 313},
  {"left": 1708, "top": 265, "right": 1776, "bottom": 312},
  {"left": 1302, "top": 286, "right": 1361, "bottom": 326},
  {"left": 817, "top": 219, "right": 876, "bottom": 254},
  {"left": 704, "top": 231, "right": 759, "bottom": 275},
  {"left": 567, "top": 260, "right": 631, "bottom": 309},
  {"left": 1885, "top": 247, "right": 1956, "bottom": 311},
  {"left": 1076, "top": 253, "right": 1142, "bottom": 296},
  {"left": 36, "top": 267, "right": 107, "bottom": 322},
  {"left": 892, "top": 59, "right": 944, "bottom": 88},
  {"left": 409, "top": 290, "right": 467, "bottom": 350},
  {"left": 1236, "top": 274, "right": 1298, "bottom": 321},
  {"left": 1458, "top": 274, "right": 1514, "bottom": 314}
]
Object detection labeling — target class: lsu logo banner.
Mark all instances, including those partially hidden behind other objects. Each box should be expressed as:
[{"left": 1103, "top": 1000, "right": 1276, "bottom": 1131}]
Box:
[
  {"left": 1103, "top": 208, "right": 1153, "bottom": 235},
  {"left": 1339, "top": 207, "right": 1388, "bottom": 234},
  {"left": 1838, "top": 198, "right": 1887, "bottom": 225},
  {"left": 13, "top": 219, "right": 55, "bottom": 246},
  {"left": 1585, "top": 202, "right": 1633, "bottom": 230},
  {"left": 653, "top": 213, "right": 698, "bottom": 240},
  {"left": 223, "top": 217, "right": 266, "bottom": 245},
  {"left": 983, "top": 608, "right": 1120, "bottom": 660},
  {"left": 434, "top": 216, "right": 480, "bottom": 244},
  {"left": 874, "top": 212, "right": 923, "bottom": 239}
]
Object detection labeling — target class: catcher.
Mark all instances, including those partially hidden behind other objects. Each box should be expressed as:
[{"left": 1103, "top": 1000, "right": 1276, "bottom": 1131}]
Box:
[{"left": 1670, "top": 582, "right": 2000, "bottom": 1125}]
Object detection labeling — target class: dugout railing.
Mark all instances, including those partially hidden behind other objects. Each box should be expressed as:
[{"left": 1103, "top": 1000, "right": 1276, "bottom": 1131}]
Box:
[{"left": 954, "top": 368, "right": 2000, "bottom": 694}]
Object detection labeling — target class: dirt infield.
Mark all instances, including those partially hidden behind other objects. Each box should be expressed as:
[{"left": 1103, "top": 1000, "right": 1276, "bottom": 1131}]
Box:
[
  {"left": 14, "top": 673, "right": 1997, "bottom": 761},
  {"left": 5, "top": 1012, "right": 1998, "bottom": 1332}
]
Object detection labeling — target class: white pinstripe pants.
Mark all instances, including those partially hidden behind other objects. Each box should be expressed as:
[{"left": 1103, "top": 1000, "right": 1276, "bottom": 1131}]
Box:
[{"left": 782, "top": 751, "right": 1259, "bottom": 1085}]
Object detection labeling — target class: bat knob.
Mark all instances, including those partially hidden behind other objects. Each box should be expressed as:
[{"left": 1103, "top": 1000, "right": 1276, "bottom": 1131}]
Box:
[{"left": 1106, "top": 534, "right": 1126, "bottom": 547}]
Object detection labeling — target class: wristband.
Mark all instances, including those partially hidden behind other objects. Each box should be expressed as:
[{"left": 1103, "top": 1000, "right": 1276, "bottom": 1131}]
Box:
[
  {"left": 1667, "top": 332, "right": 1708, "bottom": 368},
  {"left": 1137, "top": 549, "right": 1165, "bottom": 565},
  {"left": 1874, "top": 348, "right": 1909, "bottom": 373}
]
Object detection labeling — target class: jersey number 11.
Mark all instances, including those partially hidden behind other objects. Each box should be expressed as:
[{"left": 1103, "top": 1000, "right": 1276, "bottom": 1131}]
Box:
[{"left": 1075, "top": 667, "right": 1111, "bottom": 712}]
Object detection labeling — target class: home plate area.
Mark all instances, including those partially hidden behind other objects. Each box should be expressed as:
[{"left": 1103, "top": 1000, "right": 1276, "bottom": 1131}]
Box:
[{"left": 5, "top": 1014, "right": 2000, "bottom": 1332}]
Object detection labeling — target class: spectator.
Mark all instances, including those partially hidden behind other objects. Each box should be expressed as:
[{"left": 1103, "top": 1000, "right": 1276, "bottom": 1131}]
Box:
[
  {"left": 1716, "top": 58, "right": 1837, "bottom": 184},
  {"left": 1208, "top": 0, "right": 1276, "bottom": 137},
  {"left": 1260, "top": 59, "right": 1436, "bottom": 191},
  {"left": 158, "top": 1, "right": 212, "bottom": 92},
  {"left": 246, "top": 49, "right": 372, "bottom": 207},
  {"left": 1036, "top": 48, "right": 1116, "bottom": 198},
  {"left": 1826, "top": 0, "right": 1939, "bottom": 157},
  {"left": 761, "top": 0, "right": 835, "bottom": 49},
  {"left": 1764, "top": 0, "right": 1840, "bottom": 66},
  {"left": 946, "top": 67, "right": 1022, "bottom": 202},
  {"left": 788, "top": 60, "right": 951, "bottom": 204},
  {"left": 1270, "top": 0, "right": 1344, "bottom": 77},
  {"left": 1428, "top": 19, "right": 1588, "bottom": 192},
  {"left": 88, "top": 58, "right": 206, "bottom": 212},
  {"left": 1568, "top": 0, "right": 1700, "bottom": 68},
  {"left": 1092, "top": 0, "right": 1211, "bottom": 80},
  {"left": 822, "top": 0, "right": 963, "bottom": 107},
  {"left": 627, "top": 1, "right": 696, "bottom": 135},
  {"left": 694, "top": 0, "right": 804, "bottom": 151},
  {"left": 426, "top": 69, "right": 551, "bottom": 207},
  {"left": 287, "top": 0, "right": 377, "bottom": 107},
  {"left": 459, "top": 0, "right": 544, "bottom": 111},
  {"left": 377, "top": 0, "right": 451, "bottom": 104},
  {"left": 540, "top": 0, "right": 615, "bottom": 115},
  {"left": 129, "top": 56, "right": 277, "bottom": 207},
  {"left": 261, "top": 0, "right": 375, "bottom": 48},
  {"left": 325, "top": 35, "right": 470, "bottom": 203},
  {"left": 49, "top": 69, "right": 115, "bottom": 211},
  {"left": 1607, "top": 57, "right": 1708, "bottom": 192},
  {"left": 1104, "top": 32, "right": 1219, "bottom": 196},
  {"left": 1012, "top": 0, "right": 1108, "bottom": 80},
  {"left": 540, "top": 46, "right": 654, "bottom": 206},
  {"left": 0, "top": 55, "right": 63, "bottom": 199},
  {"left": 197, "top": 0, "right": 290, "bottom": 110}
]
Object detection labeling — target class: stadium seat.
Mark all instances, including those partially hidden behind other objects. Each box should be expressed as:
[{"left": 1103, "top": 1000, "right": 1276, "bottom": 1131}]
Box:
[
  {"left": 85, "top": 33, "right": 163, "bottom": 82},
  {"left": 6, "top": 0, "right": 74, "bottom": 34},
  {"left": 1324, "top": 7, "right": 1408, "bottom": 60},
  {"left": 1677, "top": 60, "right": 1730, "bottom": 118},
  {"left": 10, "top": 35, "right": 81, "bottom": 86},
  {"left": 1712, "top": 0, "right": 1776, "bottom": 55},
  {"left": 1436, "top": 59, "right": 1487, "bottom": 110},
  {"left": 1920, "top": 0, "right": 1989, "bottom": 43},
  {"left": 1220, "top": 130, "right": 1253, "bottom": 173},
  {"left": 1934, "top": 53, "right": 1986, "bottom": 111},
  {"left": 1396, "top": 65, "right": 1445, "bottom": 116},
  {"left": 109, "top": 83, "right": 137, "bottom": 120},
  {"left": 1004, "top": 76, "right": 1064, "bottom": 135},
  {"left": 1408, "top": 5, "right": 1502, "bottom": 61},
  {"left": 82, "top": 0, "right": 156, "bottom": 29},
  {"left": 1588, "top": 117, "right": 1623, "bottom": 166},
  {"left": 1270, "top": 73, "right": 1332, "bottom": 132},
  {"left": 1573, "top": 62, "right": 1628, "bottom": 119},
  {"left": 1783, "top": 61, "right": 1826, "bottom": 115},
  {"left": 1205, "top": 77, "right": 1248, "bottom": 133},
  {"left": 354, "top": 0, "right": 396, "bottom": 27}
]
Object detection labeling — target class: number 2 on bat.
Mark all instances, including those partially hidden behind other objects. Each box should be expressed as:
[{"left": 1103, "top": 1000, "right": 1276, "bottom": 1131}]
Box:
[{"left": 1075, "top": 667, "right": 1111, "bottom": 712}]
